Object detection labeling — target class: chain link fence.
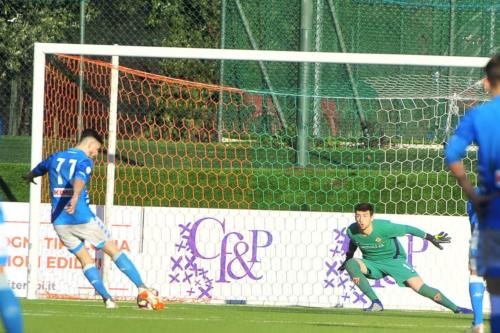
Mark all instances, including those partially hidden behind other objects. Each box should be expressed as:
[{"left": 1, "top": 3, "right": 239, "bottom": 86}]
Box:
[
  {"left": 1, "top": 0, "right": 498, "bottom": 137},
  {"left": 0, "top": 0, "right": 221, "bottom": 137},
  {"left": 1, "top": 0, "right": 499, "bottom": 215}
]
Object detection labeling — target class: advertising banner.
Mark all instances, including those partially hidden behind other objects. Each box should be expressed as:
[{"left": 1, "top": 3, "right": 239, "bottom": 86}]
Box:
[{"left": 1, "top": 202, "right": 482, "bottom": 311}]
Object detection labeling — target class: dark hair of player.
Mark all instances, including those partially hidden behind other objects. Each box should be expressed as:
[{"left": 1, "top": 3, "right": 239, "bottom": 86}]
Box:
[
  {"left": 79, "top": 128, "right": 104, "bottom": 145},
  {"left": 354, "top": 202, "right": 374, "bottom": 215},
  {"left": 485, "top": 54, "right": 500, "bottom": 87}
]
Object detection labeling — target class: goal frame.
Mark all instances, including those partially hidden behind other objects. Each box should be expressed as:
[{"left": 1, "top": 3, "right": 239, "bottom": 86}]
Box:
[{"left": 28, "top": 42, "right": 489, "bottom": 299}]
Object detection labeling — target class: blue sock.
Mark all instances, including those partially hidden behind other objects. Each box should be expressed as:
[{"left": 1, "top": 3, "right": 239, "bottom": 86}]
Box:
[
  {"left": 113, "top": 252, "right": 144, "bottom": 288},
  {"left": 491, "top": 295, "right": 500, "bottom": 333},
  {"left": 0, "top": 276, "right": 23, "bottom": 333},
  {"left": 83, "top": 264, "right": 112, "bottom": 300},
  {"left": 469, "top": 275, "right": 485, "bottom": 326}
]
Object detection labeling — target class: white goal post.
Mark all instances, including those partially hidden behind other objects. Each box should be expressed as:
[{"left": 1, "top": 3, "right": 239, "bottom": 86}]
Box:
[{"left": 28, "top": 43, "right": 489, "bottom": 303}]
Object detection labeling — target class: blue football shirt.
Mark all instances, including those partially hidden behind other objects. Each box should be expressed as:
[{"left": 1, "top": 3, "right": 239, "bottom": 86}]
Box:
[
  {"left": 0, "top": 205, "right": 7, "bottom": 266},
  {"left": 467, "top": 199, "right": 479, "bottom": 230},
  {"left": 445, "top": 96, "right": 500, "bottom": 229},
  {"left": 32, "top": 148, "right": 96, "bottom": 225}
]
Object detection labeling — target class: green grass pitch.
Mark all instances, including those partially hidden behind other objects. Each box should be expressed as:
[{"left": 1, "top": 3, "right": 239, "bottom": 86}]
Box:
[{"left": 16, "top": 299, "right": 487, "bottom": 333}]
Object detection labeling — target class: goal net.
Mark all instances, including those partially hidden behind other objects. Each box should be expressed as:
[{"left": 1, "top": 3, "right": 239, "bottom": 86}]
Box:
[{"left": 23, "top": 43, "right": 488, "bottom": 310}]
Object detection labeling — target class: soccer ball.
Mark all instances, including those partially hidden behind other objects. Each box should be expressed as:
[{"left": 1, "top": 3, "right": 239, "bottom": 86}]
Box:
[
  {"left": 136, "top": 296, "right": 154, "bottom": 310},
  {"left": 137, "top": 288, "right": 164, "bottom": 311}
]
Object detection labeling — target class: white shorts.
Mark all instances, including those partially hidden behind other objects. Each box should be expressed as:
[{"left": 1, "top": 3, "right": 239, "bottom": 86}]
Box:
[
  {"left": 469, "top": 226, "right": 479, "bottom": 272},
  {"left": 53, "top": 217, "right": 111, "bottom": 254}
]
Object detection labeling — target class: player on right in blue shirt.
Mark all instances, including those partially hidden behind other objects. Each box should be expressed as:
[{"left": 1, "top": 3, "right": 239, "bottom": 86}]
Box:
[
  {"left": 445, "top": 54, "right": 500, "bottom": 333},
  {"left": 23, "top": 129, "right": 163, "bottom": 310},
  {"left": 0, "top": 205, "right": 23, "bottom": 333},
  {"left": 0, "top": 120, "right": 23, "bottom": 332},
  {"left": 467, "top": 192, "right": 486, "bottom": 333}
]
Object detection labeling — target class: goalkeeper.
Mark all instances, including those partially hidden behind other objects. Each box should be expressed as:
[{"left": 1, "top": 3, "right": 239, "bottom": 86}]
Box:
[{"left": 339, "top": 203, "right": 472, "bottom": 313}]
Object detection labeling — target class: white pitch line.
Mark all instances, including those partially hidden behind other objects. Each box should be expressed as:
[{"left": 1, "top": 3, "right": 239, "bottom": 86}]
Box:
[
  {"left": 250, "top": 319, "right": 469, "bottom": 329},
  {"left": 24, "top": 300, "right": 204, "bottom": 311},
  {"left": 25, "top": 301, "right": 137, "bottom": 309},
  {"left": 23, "top": 309, "right": 469, "bottom": 329},
  {"left": 22, "top": 310, "right": 223, "bottom": 322}
]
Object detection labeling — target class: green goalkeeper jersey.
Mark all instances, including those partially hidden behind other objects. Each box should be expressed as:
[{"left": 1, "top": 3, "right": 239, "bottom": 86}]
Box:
[{"left": 346, "top": 219, "right": 426, "bottom": 261}]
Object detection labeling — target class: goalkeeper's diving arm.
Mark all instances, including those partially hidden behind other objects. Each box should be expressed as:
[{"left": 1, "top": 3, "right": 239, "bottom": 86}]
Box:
[{"left": 401, "top": 224, "right": 451, "bottom": 250}]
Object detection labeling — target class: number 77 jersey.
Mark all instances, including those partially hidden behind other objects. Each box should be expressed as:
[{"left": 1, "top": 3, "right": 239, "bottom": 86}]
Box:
[{"left": 31, "top": 148, "right": 96, "bottom": 225}]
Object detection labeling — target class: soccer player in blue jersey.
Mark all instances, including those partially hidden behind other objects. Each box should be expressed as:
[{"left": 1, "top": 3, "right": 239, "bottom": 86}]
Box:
[
  {"left": 23, "top": 129, "right": 162, "bottom": 310},
  {"left": 445, "top": 54, "right": 500, "bottom": 333},
  {"left": 0, "top": 205, "right": 23, "bottom": 333},
  {"left": 467, "top": 192, "right": 486, "bottom": 333}
]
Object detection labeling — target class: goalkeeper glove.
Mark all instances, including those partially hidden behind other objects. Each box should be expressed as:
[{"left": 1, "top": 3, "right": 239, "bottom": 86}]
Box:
[{"left": 425, "top": 232, "right": 451, "bottom": 250}]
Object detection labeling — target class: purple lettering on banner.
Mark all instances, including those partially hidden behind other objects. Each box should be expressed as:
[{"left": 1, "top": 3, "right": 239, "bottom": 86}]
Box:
[
  {"left": 198, "top": 268, "right": 208, "bottom": 277},
  {"left": 337, "top": 277, "right": 349, "bottom": 288},
  {"left": 406, "top": 235, "right": 428, "bottom": 267},
  {"left": 330, "top": 244, "right": 343, "bottom": 256},
  {"left": 228, "top": 241, "right": 262, "bottom": 281},
  {"left": 226, "top": 242, "right": 251, "bottom": 280},
  {"left": 183, "top": 271, "right": 193, "bottom": 283},
  {"left": 324, "top": 279, "right": 335, "bottom": 288},
  {"left": 217, "top": 232, "right": 264, "bottom": 282},
  {"left": 250, "top": 230, "right": 273, "bottom": 263},
  {"left": 171, "top": 256, "right": 182, "bottom": 271},
  {"left": 188, "top": 217, "right": 225, "bottom": 259},
  {"left": 188, "top": 263, "right": 198, "bottom": 273},
  {"left": 179, "top": 222, "right": 192, "bottom": 236},
  {"left": 169, "top": 273, "right": 180, "bottom": 283},
  {"left": 169, "top": 220, "right": 214, "bottom": 298},
  {"left": 217, "top": 231, "right": 243, "bottom": 283},
  {"left": 325, "top": 261, "right": 338, "bottom": 277},
  {"left": 184, "top": 255, "right": 197, "bottom": 270},
  {"left": 353, "top": 291, "right": 368, "bottom": 304},
  {"left": 171, "top": 216, "right": 273, "bottom": 300},
  {"left": 175, "top": 241, "right": 186, "bottom": 251},
  {"left": 198, "top": 285, "right": 213, "bottom": 299},
  {"left": 333, "top": 228, "right": 346, "bottom": 241}
]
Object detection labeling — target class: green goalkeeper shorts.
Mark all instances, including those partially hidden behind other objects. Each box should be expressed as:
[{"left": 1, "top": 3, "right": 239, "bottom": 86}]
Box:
[{"left": 361, "top": 258, "right": 419, "bottom": 287}]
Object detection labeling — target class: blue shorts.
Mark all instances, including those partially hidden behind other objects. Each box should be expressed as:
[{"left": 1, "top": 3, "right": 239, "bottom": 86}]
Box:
[{"left": 477, "top": 228, "right": 500, "bottom": 277}]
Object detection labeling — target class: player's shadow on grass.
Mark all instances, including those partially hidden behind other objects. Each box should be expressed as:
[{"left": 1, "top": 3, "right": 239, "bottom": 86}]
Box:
[{"left": 0, "top": 175, "right": 17, "bottom": 201}]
